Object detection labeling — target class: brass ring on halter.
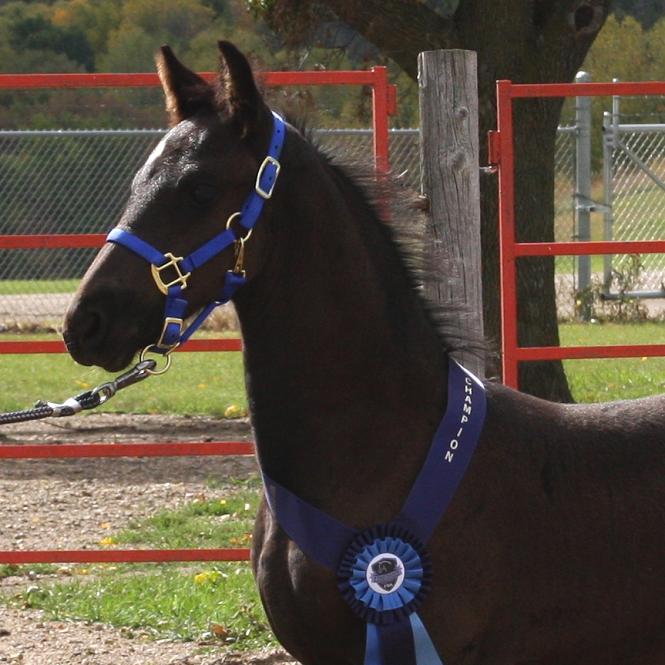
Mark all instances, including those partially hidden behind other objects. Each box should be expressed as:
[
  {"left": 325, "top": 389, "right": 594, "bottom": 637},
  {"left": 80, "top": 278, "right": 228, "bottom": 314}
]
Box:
[
  {"left": 139, "top": 345, "right": 173, "bottom": 375},
  {"left": 226, "top": 211, "right": 253, "bottom": 242}
]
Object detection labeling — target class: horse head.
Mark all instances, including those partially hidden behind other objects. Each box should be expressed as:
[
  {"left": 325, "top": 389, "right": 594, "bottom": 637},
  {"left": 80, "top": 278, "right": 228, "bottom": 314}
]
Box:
[{"left": 63, "top": 42, "right": 281, "bottom": 372}]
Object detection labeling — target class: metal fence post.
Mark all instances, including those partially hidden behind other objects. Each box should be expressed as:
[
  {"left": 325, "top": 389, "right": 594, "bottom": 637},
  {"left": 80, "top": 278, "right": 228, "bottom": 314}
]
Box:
[
  {"left": 575, "top": 71, "right": 592, "bottom": 319},
  {"left": 601, "top": 107, "right": 615, "bottom": 293}
]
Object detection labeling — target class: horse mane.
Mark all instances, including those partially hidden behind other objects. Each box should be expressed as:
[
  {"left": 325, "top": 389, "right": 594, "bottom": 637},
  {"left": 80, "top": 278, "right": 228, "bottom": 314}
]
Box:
[{"left": 290, "top": 118, "right": 489, "bottom": 363}]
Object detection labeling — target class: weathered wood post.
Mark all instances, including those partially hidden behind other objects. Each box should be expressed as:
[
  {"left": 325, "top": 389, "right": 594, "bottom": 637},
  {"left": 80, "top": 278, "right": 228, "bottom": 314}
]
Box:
[{"left": 418, "top": 49, "right": 484, "bottom": 377}]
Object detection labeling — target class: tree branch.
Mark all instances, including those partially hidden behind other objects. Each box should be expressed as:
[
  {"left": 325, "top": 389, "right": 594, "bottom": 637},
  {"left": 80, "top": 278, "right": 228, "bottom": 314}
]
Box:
[
  {"left": 534, "top": 0, "right": 611, "bottom": 82},
  {"left": 320, "top": 0, "right": 459, "bottom": 78}
]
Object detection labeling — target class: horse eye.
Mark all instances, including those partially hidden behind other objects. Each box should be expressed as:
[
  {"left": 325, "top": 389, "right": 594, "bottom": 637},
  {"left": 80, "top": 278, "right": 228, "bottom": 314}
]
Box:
[{"left": 190, "top": 183, "right": 217, "bottom": 206}]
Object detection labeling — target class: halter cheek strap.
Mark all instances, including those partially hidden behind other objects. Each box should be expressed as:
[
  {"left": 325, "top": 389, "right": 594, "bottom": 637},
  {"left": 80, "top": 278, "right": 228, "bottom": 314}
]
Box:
[{"left": 106, "top": 111, "right": 286, "bottom": 358}]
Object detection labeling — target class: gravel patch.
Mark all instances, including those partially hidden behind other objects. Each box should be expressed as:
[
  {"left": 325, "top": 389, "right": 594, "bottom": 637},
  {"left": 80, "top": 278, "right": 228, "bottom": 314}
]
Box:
[
  {"left": 0, "top": 414, "right": 297, "bottom": 665},
  {"left": 0, "top": 415, "right": 257, "bottom": 552},
  {"left": 0, "top": 607, "right": 295, "bottom": 665}
]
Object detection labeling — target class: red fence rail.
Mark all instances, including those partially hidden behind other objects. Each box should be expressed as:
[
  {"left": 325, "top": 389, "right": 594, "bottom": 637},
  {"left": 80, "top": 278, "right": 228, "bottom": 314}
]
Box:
[
  {"left": 493, "top": 79, "right": 665, "bottom": 389},
  {"left": 0, "top": 69, "right": 396, "bottom": 564}
]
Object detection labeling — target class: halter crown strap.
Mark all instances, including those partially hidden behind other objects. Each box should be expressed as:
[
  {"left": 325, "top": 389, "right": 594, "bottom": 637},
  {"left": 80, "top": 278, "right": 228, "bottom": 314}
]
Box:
[
  {"left": 262, "top": 359, "right": 487, "bottom": 665},
  {"left": 106, "top": 112, "right": 286, "bottom": 353}
]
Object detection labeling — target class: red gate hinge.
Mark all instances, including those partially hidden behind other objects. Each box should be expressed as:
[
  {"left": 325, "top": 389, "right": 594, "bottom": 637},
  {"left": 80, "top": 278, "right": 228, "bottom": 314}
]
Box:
[{"left": 485, "top": 130, "right": 501, "bottom": 173}]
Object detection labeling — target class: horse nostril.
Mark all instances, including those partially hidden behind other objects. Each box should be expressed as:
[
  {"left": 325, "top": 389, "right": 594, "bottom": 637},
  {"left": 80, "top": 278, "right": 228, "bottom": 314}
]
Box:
[
  {"left": 62, "top": 329, "right": 78, "bottom": 354},
  {"left": 79, "top": 307, "right": 107, "bottom": 345},
  {"left": 67, "top": 301, "right": 110, "bottom": 352},
  {"left": 64, "top": 292, "right": 138, "bottom": 371}
]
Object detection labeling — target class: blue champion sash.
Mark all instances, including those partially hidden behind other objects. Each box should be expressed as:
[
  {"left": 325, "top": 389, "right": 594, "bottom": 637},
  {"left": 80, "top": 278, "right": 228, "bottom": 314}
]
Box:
[{"left": 263, "top": 359, "right": 487, "bottom": 665}]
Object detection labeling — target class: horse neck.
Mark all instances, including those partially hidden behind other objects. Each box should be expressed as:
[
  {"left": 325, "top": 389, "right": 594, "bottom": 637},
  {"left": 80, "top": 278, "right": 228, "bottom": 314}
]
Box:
[{"left": 234, "top": 148, "right": 449, "bottom": 526}]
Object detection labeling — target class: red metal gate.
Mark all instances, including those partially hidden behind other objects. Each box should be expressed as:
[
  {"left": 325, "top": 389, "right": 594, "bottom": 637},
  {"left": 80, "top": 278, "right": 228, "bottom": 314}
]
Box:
[
  {"left": 0, "top": 69, "right": 397, "bottom": 565},
  {"left": 492, "top": 79, "right": 665, "bottom": 389}
]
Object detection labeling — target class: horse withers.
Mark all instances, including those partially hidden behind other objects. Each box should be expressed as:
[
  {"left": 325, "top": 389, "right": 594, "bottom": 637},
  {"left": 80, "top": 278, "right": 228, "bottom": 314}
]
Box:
[{"left": 63, "top": 41, "right": 665, "bottom": 665}]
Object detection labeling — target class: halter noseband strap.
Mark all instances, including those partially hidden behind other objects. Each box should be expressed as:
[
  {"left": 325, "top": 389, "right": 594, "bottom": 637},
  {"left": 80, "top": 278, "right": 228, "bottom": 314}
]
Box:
[{"left": 106, "top": 111, "right": 286, "bottom": 361}]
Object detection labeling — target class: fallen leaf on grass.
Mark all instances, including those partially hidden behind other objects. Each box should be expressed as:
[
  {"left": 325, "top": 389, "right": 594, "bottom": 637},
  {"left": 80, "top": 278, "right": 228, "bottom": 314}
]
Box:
[{"left": 210, "top": 623, "right": 229, "bottom": 638}]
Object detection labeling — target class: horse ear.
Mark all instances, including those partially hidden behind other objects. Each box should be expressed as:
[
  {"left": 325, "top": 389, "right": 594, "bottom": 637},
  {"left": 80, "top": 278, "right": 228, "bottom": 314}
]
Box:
[
  {"left": 156, "top": 45, "right": 215, "bottom": 126},
  {"left": 216, "top": 40, "right": 269, "bottom": 136}
]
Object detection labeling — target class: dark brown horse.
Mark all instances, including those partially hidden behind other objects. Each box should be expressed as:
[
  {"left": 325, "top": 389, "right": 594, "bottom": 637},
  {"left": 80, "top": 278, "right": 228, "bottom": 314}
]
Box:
[{"left": 63, "top": 42, "right": 665, "bottom": 665}]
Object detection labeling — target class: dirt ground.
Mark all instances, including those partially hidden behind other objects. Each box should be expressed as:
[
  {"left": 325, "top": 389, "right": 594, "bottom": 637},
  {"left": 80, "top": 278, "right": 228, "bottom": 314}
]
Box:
[{"left": 0, "top": 413, "right": 298, "bottom": 665}]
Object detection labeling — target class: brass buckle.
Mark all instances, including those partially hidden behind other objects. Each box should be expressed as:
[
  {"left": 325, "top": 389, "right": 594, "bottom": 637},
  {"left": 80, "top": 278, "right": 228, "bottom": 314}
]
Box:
[
  {"left": 255, "top": 156, "right": 281, "bottom": 199},
  {"left": 155, "top": 316, "right": 183, "bottom": 352},
  {"left": 233, "top": 237, "right": 246, "bottom": 277},
  {"left": 151, "top": 252, "right": 191, "bottom": 295}
]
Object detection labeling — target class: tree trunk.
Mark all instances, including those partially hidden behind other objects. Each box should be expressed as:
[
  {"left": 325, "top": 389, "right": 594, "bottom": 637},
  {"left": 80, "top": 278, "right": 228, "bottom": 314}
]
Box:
[
  {"left": 476, "top": 81, "right": 574, "bottom": 399},
  {"left": 259, "top": 0, "right": 611, "bottom": 401}
]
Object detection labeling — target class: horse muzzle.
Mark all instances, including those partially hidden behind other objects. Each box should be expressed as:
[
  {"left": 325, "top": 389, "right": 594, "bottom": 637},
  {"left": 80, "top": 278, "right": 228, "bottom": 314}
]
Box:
[{"left": 63, "top": 288, "right": 160, "bottom": 372}]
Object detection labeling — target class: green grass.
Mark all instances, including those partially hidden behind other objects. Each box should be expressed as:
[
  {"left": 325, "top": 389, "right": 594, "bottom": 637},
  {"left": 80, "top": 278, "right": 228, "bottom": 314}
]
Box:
[
  {"left": 0, "top": 279, "right": 79, "bottom": 295},
  {"left": 114, "top": 478, "right": 261, "bottom": 549},
  {"left": 560, "top": 321, "right": 665, "bottom": 402},
  {"left": 5, "top": 478, "right": 274, "bottom": 649},
  {"left": 18, "top": 564, "right": 270, "bottom": 646},
  {"left": 0, "top": 333, "right": 247, "bottom": 417},
  {"left": 0, "top": 563, "right": 59, "bottom": 579}
]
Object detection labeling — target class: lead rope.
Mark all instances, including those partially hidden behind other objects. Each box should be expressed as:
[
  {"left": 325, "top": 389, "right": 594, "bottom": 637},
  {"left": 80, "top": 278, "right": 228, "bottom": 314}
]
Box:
[
  {"left": 0, "top": 359, "right": 157, "bottom": 425},
  {"left": 1, "top": 114, "right": 286, "bottom": 428}
]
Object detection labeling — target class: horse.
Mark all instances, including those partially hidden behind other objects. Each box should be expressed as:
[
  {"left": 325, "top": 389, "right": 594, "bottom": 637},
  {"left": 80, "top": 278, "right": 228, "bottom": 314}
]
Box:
[{"left": 63, "top": 42, "right": 665, "bottom": 665}]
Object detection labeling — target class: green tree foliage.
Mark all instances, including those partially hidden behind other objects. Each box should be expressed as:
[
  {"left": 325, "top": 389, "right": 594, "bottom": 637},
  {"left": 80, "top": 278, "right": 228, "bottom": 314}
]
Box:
[
  {"left": 0, "top": 0, "right": 413, "bottom": 128},
  {"left": 0, "top": 1, "right": 663, "bottom": 126},
  {"left": 11, "top": 14, "right": 94, "bottom": 70},
  {"left": 613, "top": 0, "right": 665, "bottom": 29},
  {"left": 100, "top": 0, "right": 215, "bottom": 71},
  {"left": 0, "top": 0, "right": 280, "bottom": 130},
  {"left": 0, "top": 0, "right": 275, "bottom": 76},
  {"left": 0, "top": 1, "right": 85, "bottom": 73},
  {"left": 51, "top": 0, "right": 122, "bottom": 55},
  {"left": 584, "top": 14, "right": 665, "bottom": 82}
]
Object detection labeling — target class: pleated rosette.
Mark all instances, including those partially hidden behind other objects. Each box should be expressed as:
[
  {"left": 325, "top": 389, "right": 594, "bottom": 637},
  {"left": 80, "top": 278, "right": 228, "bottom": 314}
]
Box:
[{"left": 337, "top": 523, "right": 431, "bottom": 625}]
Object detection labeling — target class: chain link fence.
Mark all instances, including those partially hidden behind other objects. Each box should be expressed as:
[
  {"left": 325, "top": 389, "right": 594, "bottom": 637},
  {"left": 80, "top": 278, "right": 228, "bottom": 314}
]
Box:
[
  {"left": 604, "top": 100, "right": 665, "bottom": 296},
  {"left": 554, "top": 90, "right": 665, "bottom": 319},
  {"left": 0, "top": 128, "right": 421, "bottom": 329},
  {"left": 315, "top": 128, "right": 420, "bottom": 188},
  {"left": 553, "top": 124, "right": 577, "bottom": 314},
  {"left": 0, "top": 129, "right": 162, "bottom": 329},
  {"left": 1, "top": 95, "right": 663, "bottom": 329}
]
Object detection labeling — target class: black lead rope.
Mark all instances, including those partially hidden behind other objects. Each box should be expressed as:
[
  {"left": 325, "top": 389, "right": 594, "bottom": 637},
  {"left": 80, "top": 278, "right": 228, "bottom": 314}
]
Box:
[{"left": 0, "top": 359, "right": 157, "bottom": 426}]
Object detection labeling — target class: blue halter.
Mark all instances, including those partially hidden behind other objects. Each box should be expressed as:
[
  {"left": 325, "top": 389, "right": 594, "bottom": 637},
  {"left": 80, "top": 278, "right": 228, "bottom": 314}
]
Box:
[
  {"left": 106, "top": 111, "right": 286, "bottom": 361},
  {"left": 263, "top": 359, "right": 487, "bottom": 665}
]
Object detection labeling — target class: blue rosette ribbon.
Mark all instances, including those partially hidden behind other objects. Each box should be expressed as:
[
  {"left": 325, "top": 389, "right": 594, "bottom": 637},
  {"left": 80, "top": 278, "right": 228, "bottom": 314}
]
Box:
[
  {"left": 262, "top": 360, "right": 486, "bottom": 665},
  {"left": 337, "top": 524, "right": 441, "bottom": 665}
]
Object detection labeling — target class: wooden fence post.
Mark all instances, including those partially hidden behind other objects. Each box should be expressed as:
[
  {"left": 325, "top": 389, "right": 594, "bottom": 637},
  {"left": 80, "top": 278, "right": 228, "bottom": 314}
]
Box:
[{"left": 418, "top": 49, "right": 484, "bottom": 377}]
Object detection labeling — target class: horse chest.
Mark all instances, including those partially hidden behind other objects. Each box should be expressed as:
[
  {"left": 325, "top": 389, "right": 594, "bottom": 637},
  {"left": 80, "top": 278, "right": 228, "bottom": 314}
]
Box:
[{"left": 252, "top": 501, "right": 365, "bottom": 664}]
